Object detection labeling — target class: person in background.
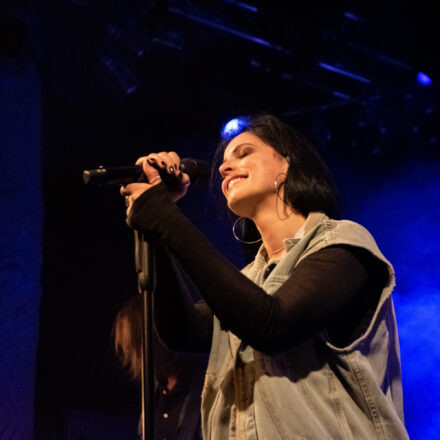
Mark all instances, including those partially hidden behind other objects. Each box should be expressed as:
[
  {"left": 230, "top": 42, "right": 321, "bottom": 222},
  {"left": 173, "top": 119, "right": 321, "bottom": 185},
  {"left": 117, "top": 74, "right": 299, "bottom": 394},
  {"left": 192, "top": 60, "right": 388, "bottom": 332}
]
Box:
[{"left": 114, "top": 295, "right": 206, "bottom": 440}]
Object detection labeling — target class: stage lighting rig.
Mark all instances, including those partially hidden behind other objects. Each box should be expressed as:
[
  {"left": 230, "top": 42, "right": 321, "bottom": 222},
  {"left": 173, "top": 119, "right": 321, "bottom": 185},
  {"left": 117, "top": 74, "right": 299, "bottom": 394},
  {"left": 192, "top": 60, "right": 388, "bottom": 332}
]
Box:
[{"left": 98, "top": 54, "right": 140, "bottom": 96}]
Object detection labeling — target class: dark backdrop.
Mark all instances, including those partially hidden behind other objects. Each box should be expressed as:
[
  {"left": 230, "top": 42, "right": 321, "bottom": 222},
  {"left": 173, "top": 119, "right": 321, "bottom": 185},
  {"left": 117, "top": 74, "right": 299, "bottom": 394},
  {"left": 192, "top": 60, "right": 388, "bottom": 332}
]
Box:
[{"left": 0, "top": 1, "right": 439, "bottom": 439}]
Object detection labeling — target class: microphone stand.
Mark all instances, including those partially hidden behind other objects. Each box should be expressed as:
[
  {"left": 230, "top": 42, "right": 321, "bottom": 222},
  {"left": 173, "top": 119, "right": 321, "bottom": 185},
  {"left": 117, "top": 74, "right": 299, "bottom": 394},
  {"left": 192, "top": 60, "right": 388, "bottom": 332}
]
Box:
[
  {"left": 81, "top": 161, "right": 209, "bottom": 438},
  {"left": 134, "top": 231, "right": 156, "bottom": 440}
]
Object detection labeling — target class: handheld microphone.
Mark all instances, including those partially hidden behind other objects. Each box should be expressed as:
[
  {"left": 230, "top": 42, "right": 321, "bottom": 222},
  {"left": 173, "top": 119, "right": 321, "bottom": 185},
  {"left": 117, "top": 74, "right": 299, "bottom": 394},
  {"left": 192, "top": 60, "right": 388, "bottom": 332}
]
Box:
[{"left": 82, "top": 158, "right": 211, "bottom": 187}]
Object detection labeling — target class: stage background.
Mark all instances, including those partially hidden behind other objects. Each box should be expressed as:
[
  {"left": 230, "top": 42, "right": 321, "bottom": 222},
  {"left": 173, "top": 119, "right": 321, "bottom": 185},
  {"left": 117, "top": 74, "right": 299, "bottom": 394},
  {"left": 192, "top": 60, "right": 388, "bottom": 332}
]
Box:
[{"left": 0, "top": 1, "right": 439, "bottom": 439}]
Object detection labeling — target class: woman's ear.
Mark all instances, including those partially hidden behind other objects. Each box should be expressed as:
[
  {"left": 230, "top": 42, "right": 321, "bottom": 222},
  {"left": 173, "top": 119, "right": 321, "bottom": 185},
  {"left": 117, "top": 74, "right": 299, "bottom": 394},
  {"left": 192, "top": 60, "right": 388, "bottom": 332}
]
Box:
[{"left": 281, "top": 156, "right": 290, "bottom": 174}]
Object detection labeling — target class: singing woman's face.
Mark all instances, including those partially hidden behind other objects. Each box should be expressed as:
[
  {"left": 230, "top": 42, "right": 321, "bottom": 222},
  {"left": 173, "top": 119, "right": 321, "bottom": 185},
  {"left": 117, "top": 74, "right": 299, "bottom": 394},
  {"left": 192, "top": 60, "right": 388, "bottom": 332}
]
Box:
[{"left": 219, "top": 131, "right": 289, "bottom": 218}]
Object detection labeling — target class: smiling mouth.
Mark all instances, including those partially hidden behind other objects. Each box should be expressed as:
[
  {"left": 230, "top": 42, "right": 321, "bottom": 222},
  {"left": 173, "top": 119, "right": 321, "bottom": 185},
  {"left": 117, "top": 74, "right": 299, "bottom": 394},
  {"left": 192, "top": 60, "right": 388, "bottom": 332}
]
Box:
[{"left": 228, "top": 176, "right": 247, "bottom": 192}]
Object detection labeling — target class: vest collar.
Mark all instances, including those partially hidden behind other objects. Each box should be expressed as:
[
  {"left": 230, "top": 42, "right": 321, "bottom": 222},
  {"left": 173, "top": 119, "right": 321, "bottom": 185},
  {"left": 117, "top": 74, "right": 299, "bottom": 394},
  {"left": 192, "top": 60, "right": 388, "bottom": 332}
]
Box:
[{"left": 254, "top": 211, "right": 328, "bottom": 267}]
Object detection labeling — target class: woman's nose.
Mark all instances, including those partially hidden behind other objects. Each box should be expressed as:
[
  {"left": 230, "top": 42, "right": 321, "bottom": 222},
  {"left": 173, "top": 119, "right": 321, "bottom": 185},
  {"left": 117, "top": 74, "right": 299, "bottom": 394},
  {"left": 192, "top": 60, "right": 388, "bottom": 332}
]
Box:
[{"left": 219, "top": 161, "right": 232, "bottom": 178}]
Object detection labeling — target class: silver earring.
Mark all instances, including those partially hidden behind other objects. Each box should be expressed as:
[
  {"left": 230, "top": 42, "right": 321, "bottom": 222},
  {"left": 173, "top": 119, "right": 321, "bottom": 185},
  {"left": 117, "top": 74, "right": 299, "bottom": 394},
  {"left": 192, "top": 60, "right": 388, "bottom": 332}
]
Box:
[
  {"left": 232, "top": 217, "right": 262, "bottom": 244},
  {"left": 274, "top": 172, "right": 288, "bottom": 190}
]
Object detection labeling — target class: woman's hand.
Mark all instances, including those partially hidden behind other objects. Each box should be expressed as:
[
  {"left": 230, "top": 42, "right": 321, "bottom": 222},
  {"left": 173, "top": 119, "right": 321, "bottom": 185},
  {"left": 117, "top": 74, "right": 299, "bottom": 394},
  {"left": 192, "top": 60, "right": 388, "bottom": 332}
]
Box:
[{"left": 120, "top": 151, "right": 190, "bottom": 215}]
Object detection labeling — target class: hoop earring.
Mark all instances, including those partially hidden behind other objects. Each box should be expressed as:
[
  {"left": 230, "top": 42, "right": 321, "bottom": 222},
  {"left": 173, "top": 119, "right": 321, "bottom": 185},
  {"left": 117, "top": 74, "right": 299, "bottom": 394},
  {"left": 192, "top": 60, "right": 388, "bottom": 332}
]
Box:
[
  {"left": 232, "top": 217, "right": 262, "bottom": 244},
  {"left": 274, "top": 172, "right": 287, "bottom": 190}
]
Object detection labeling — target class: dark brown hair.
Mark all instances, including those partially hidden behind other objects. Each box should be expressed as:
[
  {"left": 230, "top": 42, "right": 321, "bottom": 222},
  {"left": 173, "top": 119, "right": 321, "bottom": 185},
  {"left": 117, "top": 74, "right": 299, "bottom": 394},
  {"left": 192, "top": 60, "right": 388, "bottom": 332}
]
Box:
[
  {"left": 113, "top": 295, "right": 143, "bottom": 379},
  {"left": 211, "top": 113, "right": 340, "bottom": 223},
  {"left": 113, "top": 295, "right": 206, "bottom": 381}
]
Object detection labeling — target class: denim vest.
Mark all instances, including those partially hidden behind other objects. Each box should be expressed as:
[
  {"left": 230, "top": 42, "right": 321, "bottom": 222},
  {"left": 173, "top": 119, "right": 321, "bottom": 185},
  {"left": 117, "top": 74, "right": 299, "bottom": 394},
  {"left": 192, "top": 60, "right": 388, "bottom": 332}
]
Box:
[{"left": 201, "top": 213, "right": 408, "bottom": 439}]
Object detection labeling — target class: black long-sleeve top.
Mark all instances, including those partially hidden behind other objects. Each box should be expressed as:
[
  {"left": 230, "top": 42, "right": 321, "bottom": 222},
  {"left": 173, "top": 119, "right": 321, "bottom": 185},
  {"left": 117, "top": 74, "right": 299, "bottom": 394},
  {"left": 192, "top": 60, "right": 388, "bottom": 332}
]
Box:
[{"left": 129, "top": 183, "right": 385, "bottom": 354}]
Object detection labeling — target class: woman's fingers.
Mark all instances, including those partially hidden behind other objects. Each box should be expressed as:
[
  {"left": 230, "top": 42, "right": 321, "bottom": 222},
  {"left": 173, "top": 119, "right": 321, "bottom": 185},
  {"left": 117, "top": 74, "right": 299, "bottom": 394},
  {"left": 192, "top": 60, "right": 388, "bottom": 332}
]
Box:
[
  {"left": 151, "top": 152, "right": 178, "bottom": 175},
  {"left": 136, "top": 151, "right": 181, "bottom": 177},
  {"left": 167, "top": 151, "right": 181, "bottom": 176},
  {"left": 135, "top": 156, "right": 159, "bottom": 183},
  {"left": 120, "top": 185, "right": 128, "bottom": 196},
  {"left": 136, "top": 155, "right": 161, "bottom": 184},
  {"left": 135, "top": 156, "right": 148, "bottom": 166},
  {"left": 121, "top": 182, "right": 151, "bottom": 214},
  {"left": 129, "top": 151, "right": 188, "bottom": 203},
  {"left": 122, "top": 182, "right": 150, "bottom": 198}
]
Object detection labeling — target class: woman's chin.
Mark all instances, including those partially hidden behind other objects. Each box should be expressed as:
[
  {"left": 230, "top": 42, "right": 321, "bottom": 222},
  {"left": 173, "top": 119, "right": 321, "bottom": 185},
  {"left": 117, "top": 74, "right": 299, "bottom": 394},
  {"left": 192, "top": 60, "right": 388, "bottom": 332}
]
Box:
[{"left": 227, "top": 197, "right": 253, "bottom": 218}]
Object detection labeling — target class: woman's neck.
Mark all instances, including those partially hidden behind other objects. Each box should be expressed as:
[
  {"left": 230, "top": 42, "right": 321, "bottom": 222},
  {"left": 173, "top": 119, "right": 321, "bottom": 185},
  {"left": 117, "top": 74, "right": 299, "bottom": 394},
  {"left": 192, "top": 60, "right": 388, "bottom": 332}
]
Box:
[{"left": 252, "top": 200, "right": 306, "bottom": 260}]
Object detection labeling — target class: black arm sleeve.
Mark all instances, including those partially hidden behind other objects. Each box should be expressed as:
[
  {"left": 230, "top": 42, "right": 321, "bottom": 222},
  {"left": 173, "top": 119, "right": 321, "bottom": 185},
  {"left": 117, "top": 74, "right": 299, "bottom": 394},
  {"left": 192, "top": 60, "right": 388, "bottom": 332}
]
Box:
[
  {"left": 153, "top": 242, "right": 213, "bottom": 354},
  {"left": 129, "top": 184, "right": 379, "bottom": 353}
]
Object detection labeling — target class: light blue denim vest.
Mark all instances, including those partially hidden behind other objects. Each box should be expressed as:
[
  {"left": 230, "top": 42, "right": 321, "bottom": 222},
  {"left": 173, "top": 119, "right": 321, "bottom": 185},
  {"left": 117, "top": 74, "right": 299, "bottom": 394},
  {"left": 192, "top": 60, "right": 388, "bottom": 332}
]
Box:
[{"left": 201, "top": 212, "right": 408, "bottom": 439}]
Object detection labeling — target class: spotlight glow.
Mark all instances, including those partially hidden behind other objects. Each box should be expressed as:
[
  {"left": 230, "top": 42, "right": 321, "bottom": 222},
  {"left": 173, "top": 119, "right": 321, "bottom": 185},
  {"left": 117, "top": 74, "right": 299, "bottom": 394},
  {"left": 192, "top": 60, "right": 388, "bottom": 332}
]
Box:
[
  {"left": 221, "top": 117, "right": 248, "bottom": 139},
  {"left": 417, "top": 72, "right": 432, "bottom": 86}
]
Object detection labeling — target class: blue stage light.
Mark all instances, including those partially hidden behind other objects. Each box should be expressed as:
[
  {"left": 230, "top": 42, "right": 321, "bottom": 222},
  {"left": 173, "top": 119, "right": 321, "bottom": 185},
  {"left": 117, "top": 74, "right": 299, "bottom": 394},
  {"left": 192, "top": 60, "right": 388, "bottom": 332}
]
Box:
[
  {"left": 417, "top": 72, "right": 432, "bottom": 86},
  {"left": 221, "top": 117, "right": 249, "bottom": 139}
]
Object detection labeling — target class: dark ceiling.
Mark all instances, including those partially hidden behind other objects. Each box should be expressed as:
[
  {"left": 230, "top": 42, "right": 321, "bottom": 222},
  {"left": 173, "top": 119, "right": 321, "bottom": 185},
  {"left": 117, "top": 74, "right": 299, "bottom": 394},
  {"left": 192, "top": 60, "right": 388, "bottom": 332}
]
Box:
[{"left": 33, "top": 0, "right": 440, "bottom": 161}]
